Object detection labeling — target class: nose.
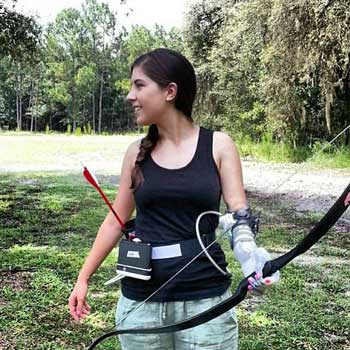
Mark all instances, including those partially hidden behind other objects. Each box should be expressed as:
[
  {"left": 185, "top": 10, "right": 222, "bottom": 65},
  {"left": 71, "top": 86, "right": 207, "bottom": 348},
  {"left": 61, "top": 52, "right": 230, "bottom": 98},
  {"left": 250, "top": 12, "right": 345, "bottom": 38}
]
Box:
[{"left": 126, "top": 89, "right": 135, "bottom": 102}]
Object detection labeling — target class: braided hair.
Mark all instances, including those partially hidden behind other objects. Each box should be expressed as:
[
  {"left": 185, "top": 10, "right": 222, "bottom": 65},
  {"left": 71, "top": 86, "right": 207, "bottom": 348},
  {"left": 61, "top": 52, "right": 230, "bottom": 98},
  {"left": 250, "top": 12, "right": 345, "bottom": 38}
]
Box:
[{"left": 130, "top": 48, "right": 197, "bottom": 191}]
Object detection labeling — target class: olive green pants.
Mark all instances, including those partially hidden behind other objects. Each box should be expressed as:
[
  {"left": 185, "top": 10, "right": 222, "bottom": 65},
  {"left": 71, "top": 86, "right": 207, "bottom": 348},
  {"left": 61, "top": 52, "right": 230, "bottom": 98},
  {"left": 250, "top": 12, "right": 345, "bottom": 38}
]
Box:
[{"left": 116, "top": 289, "right": 238, "bottom": 350}]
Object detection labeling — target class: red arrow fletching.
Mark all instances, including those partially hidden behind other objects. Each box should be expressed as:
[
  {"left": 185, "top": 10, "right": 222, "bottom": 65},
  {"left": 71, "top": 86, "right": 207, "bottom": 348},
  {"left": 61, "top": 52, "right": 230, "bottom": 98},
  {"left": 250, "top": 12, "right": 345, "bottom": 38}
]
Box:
[{"left": 82, "top": 166, "right": 126, "bottom": 230}]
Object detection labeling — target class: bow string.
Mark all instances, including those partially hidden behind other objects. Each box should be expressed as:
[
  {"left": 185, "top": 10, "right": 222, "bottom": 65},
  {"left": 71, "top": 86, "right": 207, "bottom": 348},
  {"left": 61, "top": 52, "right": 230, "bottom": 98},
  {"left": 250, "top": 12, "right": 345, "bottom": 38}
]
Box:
[{"left": 87, "top": 182, "right": 350, "bottom": 349}]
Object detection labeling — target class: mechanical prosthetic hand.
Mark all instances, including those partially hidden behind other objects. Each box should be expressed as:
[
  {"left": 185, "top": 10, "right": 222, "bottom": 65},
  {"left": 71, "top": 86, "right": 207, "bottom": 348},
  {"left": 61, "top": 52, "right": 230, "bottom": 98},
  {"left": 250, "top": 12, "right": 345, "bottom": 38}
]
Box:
[{"left": 220, "top": 207, "right": 280, "bottom": 294}]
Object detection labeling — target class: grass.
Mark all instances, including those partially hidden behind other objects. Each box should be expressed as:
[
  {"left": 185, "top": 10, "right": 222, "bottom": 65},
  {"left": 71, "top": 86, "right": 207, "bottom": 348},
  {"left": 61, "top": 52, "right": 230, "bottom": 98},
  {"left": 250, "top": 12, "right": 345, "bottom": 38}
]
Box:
[
  {"left": 0, "top": 133, "right": 143, "bottom": 173},
  {"left": 0, "top": 173, "right": 121, "bottom": 350},
  {"left": 1, "top": 131, "right": 349, "bottom": 171},
  {"left": 237, "top": 138, "right": 350, "bottom": 169},
  {"left": 1, "top": 171, "right": 349, "bottom": 350}
]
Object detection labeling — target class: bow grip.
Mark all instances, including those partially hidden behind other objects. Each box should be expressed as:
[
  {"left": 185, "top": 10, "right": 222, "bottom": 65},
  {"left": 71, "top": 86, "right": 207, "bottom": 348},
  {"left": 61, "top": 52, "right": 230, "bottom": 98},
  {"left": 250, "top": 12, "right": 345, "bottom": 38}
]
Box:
[{"left": 262, "top": 259, "right": 278, "bottom": 278}]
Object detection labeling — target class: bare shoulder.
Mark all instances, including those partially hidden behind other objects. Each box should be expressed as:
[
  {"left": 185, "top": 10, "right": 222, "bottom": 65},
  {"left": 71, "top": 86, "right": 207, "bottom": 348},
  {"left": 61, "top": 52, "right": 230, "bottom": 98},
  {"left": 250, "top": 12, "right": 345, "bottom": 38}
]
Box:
[
  {"left": 124, "top": 138, "right": 141, "bottom": 163},
  {"left": 213, "top": 131, "right": 238, "bottom": 154}
]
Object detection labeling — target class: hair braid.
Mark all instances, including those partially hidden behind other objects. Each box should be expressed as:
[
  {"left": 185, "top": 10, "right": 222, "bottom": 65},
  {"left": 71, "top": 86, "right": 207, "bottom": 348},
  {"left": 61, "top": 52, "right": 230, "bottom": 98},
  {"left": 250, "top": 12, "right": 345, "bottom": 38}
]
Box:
[{"left": 130, "top": 124, "right": 159, "bottom": 191}]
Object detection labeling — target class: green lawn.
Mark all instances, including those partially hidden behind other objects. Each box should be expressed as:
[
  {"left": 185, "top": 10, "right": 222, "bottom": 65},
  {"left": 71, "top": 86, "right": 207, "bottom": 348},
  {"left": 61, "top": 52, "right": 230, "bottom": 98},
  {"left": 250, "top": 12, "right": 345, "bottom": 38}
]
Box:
[
  {"left": 0, "top": 133, "right": 142, "bottom": 173},
  {"left": 0, "top": 133, "right": 349, "bottom": 350},
  {"left": 1, "top": 172, "right": 349, "bottom": 350}
]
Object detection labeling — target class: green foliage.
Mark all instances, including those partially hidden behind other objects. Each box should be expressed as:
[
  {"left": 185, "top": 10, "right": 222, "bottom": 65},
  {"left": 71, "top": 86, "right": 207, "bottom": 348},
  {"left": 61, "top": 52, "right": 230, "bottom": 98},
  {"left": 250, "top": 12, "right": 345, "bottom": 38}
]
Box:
[
  {"left": 308, "top": 143, "right": 350, "bottom": 169},
  {"left": 66, "top": 123, "right": 72, "bottom": 134},
  {"left": 74, "top": 126, "right": 82, "bottom": 136},
  {"left": 0, "top": 0, "right": 41, "bottom": 60},
  {"left": 2, "top": 0, "right": 350, "bottom": 150},
  {"left": 45, "top": 124, "right": 50, "bottom": 134},
  {"left": 236, "top": 134, "right": 350, "bottom": 168},
  {"left": 0, "top": 0, "right": 185, "bottom": 133},
  {"left": 186, "top": 0, "right": 350, "bottom": 146},
  {"left": 83, "top": 122, "right": 92, "bottom": 135},
  {"left": 237, "top": 137, "right": 310, "bottom": 163}
]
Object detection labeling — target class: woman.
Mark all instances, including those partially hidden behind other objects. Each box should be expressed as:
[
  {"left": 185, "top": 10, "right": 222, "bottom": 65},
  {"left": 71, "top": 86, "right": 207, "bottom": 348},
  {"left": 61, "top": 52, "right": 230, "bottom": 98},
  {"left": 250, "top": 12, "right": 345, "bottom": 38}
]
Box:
[{"left": 69, "top": 48, "right": 279, "bottom": 349}]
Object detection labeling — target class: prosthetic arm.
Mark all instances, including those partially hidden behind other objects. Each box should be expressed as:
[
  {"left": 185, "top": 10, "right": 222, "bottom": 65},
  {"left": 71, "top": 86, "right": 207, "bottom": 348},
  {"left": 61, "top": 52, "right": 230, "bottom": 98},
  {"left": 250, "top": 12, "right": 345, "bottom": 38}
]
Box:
[{"left": 220, "top": 207, "right": 279, "bottom": 292}]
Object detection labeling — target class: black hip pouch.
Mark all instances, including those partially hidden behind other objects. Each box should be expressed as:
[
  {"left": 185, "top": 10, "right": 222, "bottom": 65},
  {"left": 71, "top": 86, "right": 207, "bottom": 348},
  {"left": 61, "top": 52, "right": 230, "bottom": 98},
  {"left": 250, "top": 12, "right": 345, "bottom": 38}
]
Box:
[{"left": 117, "top": 219, "right": 152, "bottom": 280}]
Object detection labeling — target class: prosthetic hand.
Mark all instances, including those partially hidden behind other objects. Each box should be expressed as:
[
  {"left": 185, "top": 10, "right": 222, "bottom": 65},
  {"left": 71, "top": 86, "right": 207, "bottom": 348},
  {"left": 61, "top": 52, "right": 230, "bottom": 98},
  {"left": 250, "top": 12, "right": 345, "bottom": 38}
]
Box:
[
  {"left": 224, "top": 207, "right": 279, "bottom": 294},
  {"left": 246, "top": 247, "right": 280, "bottom": 294}
]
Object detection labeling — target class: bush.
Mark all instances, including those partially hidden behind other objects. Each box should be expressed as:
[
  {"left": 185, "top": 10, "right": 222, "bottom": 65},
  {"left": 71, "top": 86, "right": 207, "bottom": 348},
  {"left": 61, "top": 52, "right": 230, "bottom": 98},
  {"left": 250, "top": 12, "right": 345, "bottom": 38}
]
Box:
[
  {"left": 74, "top": 126, "right": 82, "bottom": 136},
  {"left": 83, "top": 123, "right": 92, "bottom": 135}
]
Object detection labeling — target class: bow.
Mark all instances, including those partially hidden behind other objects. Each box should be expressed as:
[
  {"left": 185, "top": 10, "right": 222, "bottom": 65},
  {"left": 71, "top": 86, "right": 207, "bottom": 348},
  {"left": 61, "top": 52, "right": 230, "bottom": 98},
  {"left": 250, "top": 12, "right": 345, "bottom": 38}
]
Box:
[{"left": 86, "top": 182, "right": 350, "bottom": 349}]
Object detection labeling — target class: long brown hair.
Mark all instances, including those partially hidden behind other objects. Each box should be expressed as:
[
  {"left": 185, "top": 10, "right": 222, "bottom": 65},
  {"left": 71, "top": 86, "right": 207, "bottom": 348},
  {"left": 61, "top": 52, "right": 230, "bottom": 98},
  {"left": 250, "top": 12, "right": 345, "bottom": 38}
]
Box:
[{"left": 130, "top": 48, "right": 197, "bottom": 192}]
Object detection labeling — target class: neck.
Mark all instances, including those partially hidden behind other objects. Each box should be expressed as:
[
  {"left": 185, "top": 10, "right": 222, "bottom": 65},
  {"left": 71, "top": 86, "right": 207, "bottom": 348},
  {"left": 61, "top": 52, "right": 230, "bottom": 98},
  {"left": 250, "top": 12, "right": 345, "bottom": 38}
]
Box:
[{"left": 155, "top": 109, "right": 197, "bottom": 145}]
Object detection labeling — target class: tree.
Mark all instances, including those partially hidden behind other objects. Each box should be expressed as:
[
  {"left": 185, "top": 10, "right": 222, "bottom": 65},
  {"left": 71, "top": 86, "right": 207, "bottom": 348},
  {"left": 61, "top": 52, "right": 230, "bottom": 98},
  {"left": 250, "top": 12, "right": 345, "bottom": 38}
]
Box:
[
  {"left": 260, "top": 0, "right": 350, "bottom": 143},
  {"left": 0, "top": 0, "right": 41, "bottom": 61},
  {"left": 45, "top": 8, "right": 85, "bottom": 131},
  {"left": 184, "top": 0, "right": 350, "bottom": 145},
  {"left": 0, "top": 1, "right": 42, "bottom": 130},
  {"left": 184, "top": 0, "right": 235, "bottom": 129},
  {"left": 80, "top": 0, "right": 125, "bottom": 133}
]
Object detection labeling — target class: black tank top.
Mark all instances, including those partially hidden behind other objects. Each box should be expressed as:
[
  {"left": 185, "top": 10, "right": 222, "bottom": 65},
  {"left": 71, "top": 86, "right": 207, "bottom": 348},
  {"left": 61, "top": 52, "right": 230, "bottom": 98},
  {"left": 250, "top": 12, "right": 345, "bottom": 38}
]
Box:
[{"left": 121, "top": 127, "right": 231, "bottom": 301}]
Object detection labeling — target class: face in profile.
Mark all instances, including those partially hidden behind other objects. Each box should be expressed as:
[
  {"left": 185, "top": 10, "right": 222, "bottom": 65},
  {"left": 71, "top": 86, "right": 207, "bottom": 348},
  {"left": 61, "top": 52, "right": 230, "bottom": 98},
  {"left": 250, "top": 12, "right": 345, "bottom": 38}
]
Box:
[{"left": 127, "top": 66, "right": 170, "bottom": 126}]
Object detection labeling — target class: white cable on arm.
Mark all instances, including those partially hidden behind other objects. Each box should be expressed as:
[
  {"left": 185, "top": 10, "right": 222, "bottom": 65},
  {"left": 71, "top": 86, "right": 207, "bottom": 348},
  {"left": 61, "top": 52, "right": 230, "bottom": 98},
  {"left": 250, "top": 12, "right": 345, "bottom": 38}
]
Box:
[{"left": 195, "top": 210, "right": 229, "bottom": 276}]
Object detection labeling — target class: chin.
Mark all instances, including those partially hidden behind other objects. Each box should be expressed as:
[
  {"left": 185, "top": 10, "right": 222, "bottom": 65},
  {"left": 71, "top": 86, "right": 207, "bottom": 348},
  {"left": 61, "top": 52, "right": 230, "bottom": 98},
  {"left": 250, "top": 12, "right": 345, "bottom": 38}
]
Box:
[{"left": 135, "top": 115, "right": 152, "bottom": 126}]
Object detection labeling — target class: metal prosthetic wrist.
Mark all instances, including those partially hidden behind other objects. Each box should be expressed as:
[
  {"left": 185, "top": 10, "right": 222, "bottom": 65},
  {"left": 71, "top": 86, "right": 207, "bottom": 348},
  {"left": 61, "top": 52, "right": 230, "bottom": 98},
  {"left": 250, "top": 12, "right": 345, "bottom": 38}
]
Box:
[{"left": 230, "top": 206, "right": 259, "bottom": 238}]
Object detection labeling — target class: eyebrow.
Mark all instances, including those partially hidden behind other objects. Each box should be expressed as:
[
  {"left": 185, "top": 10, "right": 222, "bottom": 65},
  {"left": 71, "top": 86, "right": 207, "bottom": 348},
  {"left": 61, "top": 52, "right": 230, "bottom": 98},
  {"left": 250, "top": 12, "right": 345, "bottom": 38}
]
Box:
[{"left": 132, "top": 78, "right": 146, "bottom": 84}]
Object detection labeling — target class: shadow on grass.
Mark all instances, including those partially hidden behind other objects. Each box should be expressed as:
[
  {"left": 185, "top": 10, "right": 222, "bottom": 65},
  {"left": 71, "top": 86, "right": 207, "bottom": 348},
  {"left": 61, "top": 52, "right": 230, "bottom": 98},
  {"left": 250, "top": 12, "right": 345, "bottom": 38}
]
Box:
[
  {"left": 245, "top": 189, "right": 350, "bottom": 257},
  {"left": 0, "top": 172, "right": 122, "bottom": 350},
  {"left": 0, "top": 172, "right": 349, "bottom": 350}
]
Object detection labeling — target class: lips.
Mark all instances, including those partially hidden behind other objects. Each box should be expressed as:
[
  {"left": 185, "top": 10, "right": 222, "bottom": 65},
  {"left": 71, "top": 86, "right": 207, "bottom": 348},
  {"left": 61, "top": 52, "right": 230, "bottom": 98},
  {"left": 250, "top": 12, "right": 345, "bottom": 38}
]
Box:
[{"left": 133, "top": 104, "right": 141, "bottom": 111}]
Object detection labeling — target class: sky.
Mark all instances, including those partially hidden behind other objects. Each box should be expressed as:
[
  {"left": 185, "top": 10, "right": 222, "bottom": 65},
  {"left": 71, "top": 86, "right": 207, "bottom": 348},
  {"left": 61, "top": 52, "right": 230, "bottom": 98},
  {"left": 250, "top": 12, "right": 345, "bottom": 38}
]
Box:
[{"left": 15, "top": 0, "right": 192, "bottom": 30}]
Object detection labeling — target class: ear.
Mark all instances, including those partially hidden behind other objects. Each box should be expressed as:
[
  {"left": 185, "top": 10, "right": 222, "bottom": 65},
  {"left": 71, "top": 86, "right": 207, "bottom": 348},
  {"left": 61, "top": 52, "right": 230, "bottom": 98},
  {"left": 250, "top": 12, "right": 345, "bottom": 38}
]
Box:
[{"left": 165, "top": 82, "right": 178, "bottom": 102}]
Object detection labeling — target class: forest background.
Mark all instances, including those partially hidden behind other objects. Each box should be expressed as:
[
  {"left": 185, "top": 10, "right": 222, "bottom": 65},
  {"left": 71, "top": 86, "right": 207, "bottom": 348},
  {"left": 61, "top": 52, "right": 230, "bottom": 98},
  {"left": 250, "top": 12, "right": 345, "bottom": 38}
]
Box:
[
  {"left": 1, "top": 0, "right": 350, "bottom": 152},
  {"left": 1, "top": 1, "right": 350, "bottom": 349}
]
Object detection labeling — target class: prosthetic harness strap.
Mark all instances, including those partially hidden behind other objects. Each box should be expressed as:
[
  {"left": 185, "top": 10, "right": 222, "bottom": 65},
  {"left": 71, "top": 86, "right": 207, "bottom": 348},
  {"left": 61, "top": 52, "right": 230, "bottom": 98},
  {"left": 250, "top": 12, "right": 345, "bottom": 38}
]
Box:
[{"left": 87, "top": 182, "right": 350, "bottom": 349}]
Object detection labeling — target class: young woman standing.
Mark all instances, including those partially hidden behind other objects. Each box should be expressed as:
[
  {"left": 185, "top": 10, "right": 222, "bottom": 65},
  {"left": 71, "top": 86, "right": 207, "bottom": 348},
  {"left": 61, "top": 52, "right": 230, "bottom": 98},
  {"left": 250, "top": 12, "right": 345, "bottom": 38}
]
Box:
[{"left": 69, "top": 48, "right": 279, "bottom": 349}]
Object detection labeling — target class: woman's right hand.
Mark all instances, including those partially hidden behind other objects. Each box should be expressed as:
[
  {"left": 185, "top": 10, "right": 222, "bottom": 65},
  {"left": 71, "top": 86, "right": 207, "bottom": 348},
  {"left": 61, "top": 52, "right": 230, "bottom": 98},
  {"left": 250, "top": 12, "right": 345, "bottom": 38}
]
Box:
[{"left": 68, "top": 280, "right": 91, "bottom": 322}]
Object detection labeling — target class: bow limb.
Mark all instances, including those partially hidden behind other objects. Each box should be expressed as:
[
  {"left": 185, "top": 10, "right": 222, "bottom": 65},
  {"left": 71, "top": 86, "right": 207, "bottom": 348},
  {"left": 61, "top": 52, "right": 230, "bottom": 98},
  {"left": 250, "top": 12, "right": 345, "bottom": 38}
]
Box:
[
  {"left": 263, "top": 181, "right": 350, "bottom": 277},
  {"left": 87, "top": 182, "right": 350, "bottom": 349}
]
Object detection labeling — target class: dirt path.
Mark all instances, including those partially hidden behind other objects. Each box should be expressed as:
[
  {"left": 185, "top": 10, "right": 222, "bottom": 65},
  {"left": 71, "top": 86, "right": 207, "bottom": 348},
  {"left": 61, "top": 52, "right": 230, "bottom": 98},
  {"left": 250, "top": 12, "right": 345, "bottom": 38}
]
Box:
[{"left": 242, "top": 160, "right": 350, "bottom": 223}]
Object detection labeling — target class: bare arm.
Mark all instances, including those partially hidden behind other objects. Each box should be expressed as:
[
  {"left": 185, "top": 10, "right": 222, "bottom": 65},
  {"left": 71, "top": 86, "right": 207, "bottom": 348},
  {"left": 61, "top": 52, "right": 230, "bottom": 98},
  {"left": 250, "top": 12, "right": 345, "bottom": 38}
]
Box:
[
  {"left": 77, "top": 140, "right": 139, "bottom": 283},
  {"left": 214, "top": 132, "right": 280, "bottom": 290},
  {"left": 213, "top": 131, "right": 247, "bottom": 211},
  {"left": 69, "top": 140, "right": 140, "bottom": 321}
]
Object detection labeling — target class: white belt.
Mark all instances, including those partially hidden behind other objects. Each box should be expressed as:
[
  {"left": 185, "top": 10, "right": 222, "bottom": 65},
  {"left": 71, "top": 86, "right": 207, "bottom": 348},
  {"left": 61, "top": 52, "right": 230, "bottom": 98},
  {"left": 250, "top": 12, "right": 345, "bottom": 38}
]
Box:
[{"left": 151, "top": 243, "right": 182, "bottom": 260}]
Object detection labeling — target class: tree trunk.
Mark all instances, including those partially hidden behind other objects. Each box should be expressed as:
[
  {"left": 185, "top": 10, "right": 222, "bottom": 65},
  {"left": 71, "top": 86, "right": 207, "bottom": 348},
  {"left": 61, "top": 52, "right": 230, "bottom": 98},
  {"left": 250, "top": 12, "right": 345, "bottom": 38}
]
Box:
[
  {"left": 29, "top": 92, "right": 33, "bottom": 132},
  {"left": 325, "top": 91, "right": 332, "bottom": 134},
  {"left": 30, "top": 112, "right": 34, "bottom": 132},
  {"left": 19, "top": 91, "right": 22, "bottom": 131},
  {"left": 92, "top": 92, "right": 96, "bottom": 133},
  {"left": 15, "top": 72, "right": 22, "bottom": 131},
  {"left": 18, "top": 70, "right": 23, "bottom": 130},
  {"left": 301, "top": 106, "right": 306, "bottom": 129},
  {"left": 16, "top": 92, "right": 19, "bottom": 130},
  {"left": 98, "top": 73, "right": 103, "bottom": 134}
]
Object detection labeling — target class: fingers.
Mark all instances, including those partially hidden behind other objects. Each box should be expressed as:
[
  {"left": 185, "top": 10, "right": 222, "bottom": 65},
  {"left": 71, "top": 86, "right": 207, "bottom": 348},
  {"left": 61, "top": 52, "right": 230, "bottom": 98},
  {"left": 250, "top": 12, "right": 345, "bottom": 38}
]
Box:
[
  {"left": 69, "top": 300, "right": 79, "bottom": 321},
  {"left": 68, "top": 294, "right": 91, "bottom": 322},
  {"left": 248, "top": 273, "right": 264, "bottom": 293},
  {"left": 75, "top": 298, "right": 91, "bottom": 321},
  {"left": 248, "top": 271, "right": 279, "bottom": 294},
  {"left": 76, "top": 297, "right": 84, "bottom": 318}
]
